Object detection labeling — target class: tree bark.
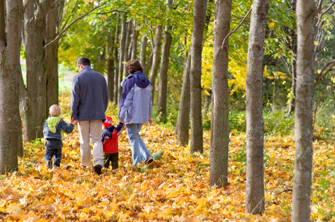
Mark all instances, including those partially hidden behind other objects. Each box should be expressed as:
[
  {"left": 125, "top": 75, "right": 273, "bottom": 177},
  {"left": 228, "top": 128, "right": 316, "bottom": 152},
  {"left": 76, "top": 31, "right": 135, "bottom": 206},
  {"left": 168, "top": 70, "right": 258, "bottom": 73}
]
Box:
[
  {"left": 46, "top": 3, "right": 58, "bottom": 115},
  {"left": 210, "top": 0, "right": 232, "bottom": 187},
  {"left": 158, "top": 29, "right": 172, "bottom": 122},
  {"left": 131, "top": 21, "right": 139, "bottom": 60},
  {"left": 21, "top": 0, "right": 39, "bottom": 141},
  {"left": 143, "top": 51, "right": 153, "bottom": 76},
  {"left": 107, "top": 33, "right": 115, "bottom": 103},
  {"left": 149, "top": 24, "right": 163, "bottom": 101},
  {"left": 0, "top": 0, "right": 20, "bottom": 174},
  {"left": 245, "top": 0, "right": 269, "bottom": 214},
  {"left": 189, "top": 0, "right": 207, "bottom": 153},
  {"left": 140, "top": 34, "right": 147, "bottom": 66},
  {"left": 158, "top": 0, "right": 173, "bottom": 123},
  {"left": 176, "top": 54, "right": 191, "bottom": 146},
  {"left": 292, "top": 0, "right": 316, "bottom": 221},
  {"left": 113, "top": 14, "right": 120, "bottom": 105},
  {"left": 124, "top": 20, "right": 132, "bottom": 76},
  {"left": 117, "top": 14, "right": 127, "bottom": 104},
  {"left": 35, "top": 1, "right": 52, "bottom": 138}
]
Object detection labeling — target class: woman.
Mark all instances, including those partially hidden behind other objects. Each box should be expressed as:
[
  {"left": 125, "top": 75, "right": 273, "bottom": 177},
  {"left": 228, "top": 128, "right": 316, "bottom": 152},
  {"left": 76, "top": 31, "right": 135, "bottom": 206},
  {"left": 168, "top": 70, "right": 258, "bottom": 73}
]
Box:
[{"left": 118, "top": 60, "right": 153, "bottom": 166}]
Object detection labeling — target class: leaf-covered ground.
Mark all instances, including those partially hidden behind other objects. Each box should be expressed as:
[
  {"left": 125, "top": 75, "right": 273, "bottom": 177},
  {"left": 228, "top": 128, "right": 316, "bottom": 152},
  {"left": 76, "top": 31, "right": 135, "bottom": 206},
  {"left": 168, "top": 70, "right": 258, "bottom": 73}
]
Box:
[{"left": 1, "top": 95, "right": 335, "bottom": 221}]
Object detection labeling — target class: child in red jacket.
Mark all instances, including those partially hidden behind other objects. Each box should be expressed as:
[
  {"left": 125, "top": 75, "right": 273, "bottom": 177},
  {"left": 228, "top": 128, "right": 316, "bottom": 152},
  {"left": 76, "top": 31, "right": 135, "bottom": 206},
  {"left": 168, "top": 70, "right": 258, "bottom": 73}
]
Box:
[{"left": 102, "top": 116, "right": 124, "bottom": 171}]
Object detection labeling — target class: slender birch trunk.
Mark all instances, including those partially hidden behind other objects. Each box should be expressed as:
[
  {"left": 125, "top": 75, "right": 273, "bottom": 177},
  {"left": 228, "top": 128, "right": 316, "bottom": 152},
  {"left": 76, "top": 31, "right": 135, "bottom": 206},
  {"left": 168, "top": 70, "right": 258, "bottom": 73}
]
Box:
[
  {"left": 292, "top": 0, "right": 316, "bottom": 221},
  {"left": 113, "top": 14, "right": 120, "bottom": 105},
  {"left": 176, "top": 54, "right": 191, "bottom": 146},
  {"left": 124, "top": 20, "right": 132, "bottom": 76},
  {"left": 107, "top": 33, "right": 115, "bottom": 103},
  {"left": 189, "top": 0, "right": 207, "bottom": 153},
  {"left": 210, "top": 0, "right": 232, "bottom": 188},
  {"left": 149, "top": 25, "right": 163, "bottom": 100},
  {"left": 118, "top": 14, "right": 127, "bottom": 103},
  {"left": 131, "top": 21, "right": 139, "bottom": 60},
  {"left": 158, "top": 0, "right": 173, "bottom": 122},
  {"left": 245, "top": 0, "right": 269, "bottom": 214},
  {"left": 0, "top": 0, "right": 20, "bottom": 174}
]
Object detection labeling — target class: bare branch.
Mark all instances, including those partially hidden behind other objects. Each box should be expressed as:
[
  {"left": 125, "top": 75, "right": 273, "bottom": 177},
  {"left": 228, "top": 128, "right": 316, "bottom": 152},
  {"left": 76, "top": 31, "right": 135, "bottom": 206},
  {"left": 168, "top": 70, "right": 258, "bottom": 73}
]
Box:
[
  {"left": 44, "top": 1, "right": 108, "bottom": 48},
  {"left": 21, "top": 0, "right": 32, "bottom": 16},
  {"left": 275, "top": 188, "right": 293, "bottom": 195},
  {"left": 321, "top": 1, "right": 335, "bottom": 16},
  {"left": 203, "top": 30, "right": 213, "bottom": 42},
  {"left": 314, "top": 59, "right": 335, "bottom": 87},
  {"left": 220, "top": 8, "right": 252, "bottom": 50},
  {"left": 58, "top": 0, "right": 80, "bottom": 34}
]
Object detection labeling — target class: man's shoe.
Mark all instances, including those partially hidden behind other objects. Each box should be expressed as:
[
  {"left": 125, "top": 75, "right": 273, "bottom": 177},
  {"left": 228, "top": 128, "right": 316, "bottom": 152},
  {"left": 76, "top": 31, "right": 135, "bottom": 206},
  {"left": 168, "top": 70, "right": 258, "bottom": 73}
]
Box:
[
  {"left": 47, "top": 160, "right": 53, "bottom": 169},
  {"left": 145, "top": 157, "right": 153, "bottom": 165},
  {"left": 95, "top": 165, "right": 102, "bottom": 175}
]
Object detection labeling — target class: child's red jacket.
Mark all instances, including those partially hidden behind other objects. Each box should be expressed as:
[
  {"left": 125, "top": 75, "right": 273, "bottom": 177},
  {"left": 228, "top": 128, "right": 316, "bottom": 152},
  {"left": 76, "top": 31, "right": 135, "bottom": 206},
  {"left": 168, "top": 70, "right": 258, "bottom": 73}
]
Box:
[{"left": 101, "top": 123, "right": 123, "bottom": 154}]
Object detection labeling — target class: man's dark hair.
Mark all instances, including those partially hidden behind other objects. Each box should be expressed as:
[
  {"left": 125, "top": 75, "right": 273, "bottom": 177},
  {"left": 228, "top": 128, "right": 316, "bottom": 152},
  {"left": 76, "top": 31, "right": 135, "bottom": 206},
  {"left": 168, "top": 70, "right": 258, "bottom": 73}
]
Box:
[
  {"left": 77, "top": 57, "right": 91, "bottom": 67},
  {"left": 126, "top": 60, "right": 143, "bottom": 74}
]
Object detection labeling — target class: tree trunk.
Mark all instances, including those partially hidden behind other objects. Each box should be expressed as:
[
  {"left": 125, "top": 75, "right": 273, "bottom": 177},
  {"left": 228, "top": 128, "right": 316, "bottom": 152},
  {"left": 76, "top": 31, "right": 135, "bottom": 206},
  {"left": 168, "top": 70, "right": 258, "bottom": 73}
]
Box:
[
  {"left": 113, "top": 14, "right": 120, "bottom": 105},
  {"left": 292, "top": 0, "right": 316, "bottom": 221},
  {"left": 35, "top": 3, "right": 50, "bottom": 138},
  {"left": 189, "top": 0, "right": 207, "bottom": 153},
  {"left": 158, "top": 1, "right": 173, "bottom": 123},
  {"left": 158, "top": 29, "right": 172, "bottom": 122},
  {"left": 46, "top": 3, "right": 58, "bottom": 115},
  {"left": 143, "top": 51, "right": 153, "bottom": 76},
  {"left": 131, "top": 21, "right": 139, "bottom": 60},
  {"left": 210, "top": 0, "right": 231, "bottom": 188},
  {"left": 17, "top": 0, "right": 23, "bottom": 157},
  {"left": 245, "top": 0, "right": 269, "bottom": 214},
  {"left": 0, "top": 0, "right": 20, "bottom": 174},
  {"left": 176, "top": 54, "right": 191, "bottom": 146},
  {"left": 118, "top": 14, "right": 127, "bottom": 103},
  {"left": 149, "top": 24, "right": 163, "bottom": 100},
  {"left": 21, "top": 0, "right": 39, "bottom": 141},
  {"left": 107, "top": 33, "right": 115, "bottom": 103},
  {"left": 140, "top": 34, "right": 147, "bottom": 66},
  {"left": 287, "top": 1, "right": 297, "bottom": 116},
  {"left": 124, "top": 20, "right": 132, "bottom": 76}
]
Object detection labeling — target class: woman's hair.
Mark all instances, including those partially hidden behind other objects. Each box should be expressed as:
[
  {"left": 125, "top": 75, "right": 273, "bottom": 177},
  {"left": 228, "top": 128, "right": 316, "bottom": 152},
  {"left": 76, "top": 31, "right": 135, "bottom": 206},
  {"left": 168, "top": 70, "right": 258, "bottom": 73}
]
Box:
[
  {"left": 49, "top": 104, "right": 61, "bottom": 116},
  {"left": 126, "top": 60, "right": 143, "bottom": 74}
]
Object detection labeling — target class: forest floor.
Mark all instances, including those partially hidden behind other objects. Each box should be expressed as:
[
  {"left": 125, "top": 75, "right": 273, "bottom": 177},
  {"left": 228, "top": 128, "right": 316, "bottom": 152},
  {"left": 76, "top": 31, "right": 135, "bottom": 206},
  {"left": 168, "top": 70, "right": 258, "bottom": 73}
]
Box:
[{"left": 1, "top": 95, "right": 335, "bottom": 221}]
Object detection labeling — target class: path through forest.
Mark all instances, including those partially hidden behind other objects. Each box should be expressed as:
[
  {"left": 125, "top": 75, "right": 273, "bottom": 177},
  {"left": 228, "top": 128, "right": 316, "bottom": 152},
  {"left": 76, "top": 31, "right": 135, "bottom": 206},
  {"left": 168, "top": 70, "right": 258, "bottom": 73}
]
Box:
[{"left": 0, "top": 95, "right": 334, "bottom": 221}]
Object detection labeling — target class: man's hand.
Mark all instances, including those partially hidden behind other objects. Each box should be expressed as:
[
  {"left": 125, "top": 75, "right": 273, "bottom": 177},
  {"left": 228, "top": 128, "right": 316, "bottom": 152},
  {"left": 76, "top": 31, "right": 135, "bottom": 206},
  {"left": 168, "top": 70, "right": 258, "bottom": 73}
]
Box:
[
  {"left": 148, "top": 119, "right": 153, "bottom": 126},
  {"left": 71, "top": 117, "right": 79, "bottom": 125}
]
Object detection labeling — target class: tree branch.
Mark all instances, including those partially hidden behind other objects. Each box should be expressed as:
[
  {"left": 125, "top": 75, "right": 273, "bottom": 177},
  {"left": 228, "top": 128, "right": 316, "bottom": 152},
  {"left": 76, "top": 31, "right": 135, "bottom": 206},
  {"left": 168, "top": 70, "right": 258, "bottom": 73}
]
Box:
[
  {"left": 321, "top": 2, "right": 335, "bottom": 17},
  {"left": 21, "top": 0, "right": 32, "bottom": 16},
  {"left": 58, "top": 0, "right": 80, "bottom": 34},
  {"left": 314, "top": 59, "right": 335, "bottom": 87},
  {"left": 220, "top": 8, "right": 252, "bottom": 50},
  {"left": 44, "top": 1, "right": 108, "bottom": 48}
]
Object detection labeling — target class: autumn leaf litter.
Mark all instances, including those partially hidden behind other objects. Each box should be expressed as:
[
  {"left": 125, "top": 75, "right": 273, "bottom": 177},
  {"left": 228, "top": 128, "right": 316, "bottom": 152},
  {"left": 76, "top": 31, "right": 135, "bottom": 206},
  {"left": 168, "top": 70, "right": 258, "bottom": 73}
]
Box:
[{"left": 1, "top": 96, "right": 335, "bottom": 221}]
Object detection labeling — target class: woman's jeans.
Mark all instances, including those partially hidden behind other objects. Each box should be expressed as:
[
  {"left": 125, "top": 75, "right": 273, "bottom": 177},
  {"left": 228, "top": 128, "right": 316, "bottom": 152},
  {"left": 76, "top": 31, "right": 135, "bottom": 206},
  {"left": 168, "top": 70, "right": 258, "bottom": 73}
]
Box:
[{"left": 126, "top": 123, "right": 152, "bottom": 166}]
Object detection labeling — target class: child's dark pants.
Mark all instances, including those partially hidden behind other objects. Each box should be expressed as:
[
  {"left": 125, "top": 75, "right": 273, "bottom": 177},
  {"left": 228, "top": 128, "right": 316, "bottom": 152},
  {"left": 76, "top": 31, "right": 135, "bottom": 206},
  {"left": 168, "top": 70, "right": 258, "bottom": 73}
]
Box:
[
  {"left": 103, "top": 152, "right": 118, "bottom": 169},
  {"left": 44, "top": 139, "right": 63, "bottom": 167}
]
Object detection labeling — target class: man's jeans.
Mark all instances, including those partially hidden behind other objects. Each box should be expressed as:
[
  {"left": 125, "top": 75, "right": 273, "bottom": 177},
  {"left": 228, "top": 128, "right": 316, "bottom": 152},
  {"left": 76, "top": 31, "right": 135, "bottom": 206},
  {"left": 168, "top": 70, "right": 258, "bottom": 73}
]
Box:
[
  {"left": 78, "top": 120, "right": 104, "bottom": 167},
  {"left": 45, "top": 139, "right": 62, "bottom": 167},
  {"left": 126, "top": 123, "right": 152, "bottom": 166}
]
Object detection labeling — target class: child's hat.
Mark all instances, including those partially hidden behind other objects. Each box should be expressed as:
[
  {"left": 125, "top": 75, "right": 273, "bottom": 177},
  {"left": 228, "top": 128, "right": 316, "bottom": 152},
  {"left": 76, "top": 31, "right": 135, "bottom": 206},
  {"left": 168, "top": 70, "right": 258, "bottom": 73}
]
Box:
[{"left": 103, "top": 116, "right": 113, "bottom": 129}]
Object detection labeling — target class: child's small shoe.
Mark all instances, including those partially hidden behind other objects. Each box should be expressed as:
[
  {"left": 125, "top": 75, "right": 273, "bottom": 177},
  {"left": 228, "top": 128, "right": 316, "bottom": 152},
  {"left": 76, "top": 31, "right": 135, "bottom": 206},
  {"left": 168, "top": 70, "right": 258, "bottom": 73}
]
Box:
[
  {"left": 47, "top": 160, "right": 53, "bottom": 169},
  {"left": 112, "top": 169, "right": 118, "bottom": 174}
]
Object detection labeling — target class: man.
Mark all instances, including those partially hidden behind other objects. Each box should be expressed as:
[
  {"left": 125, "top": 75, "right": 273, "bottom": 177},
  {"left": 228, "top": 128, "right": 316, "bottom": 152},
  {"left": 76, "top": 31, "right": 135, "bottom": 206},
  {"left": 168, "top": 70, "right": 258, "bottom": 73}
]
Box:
[
  {"left": 71, "top": 57, "right": 108, "bottom": 175},
  {"left": 119, "top": 60, "right": 153, "bottom": 167}
]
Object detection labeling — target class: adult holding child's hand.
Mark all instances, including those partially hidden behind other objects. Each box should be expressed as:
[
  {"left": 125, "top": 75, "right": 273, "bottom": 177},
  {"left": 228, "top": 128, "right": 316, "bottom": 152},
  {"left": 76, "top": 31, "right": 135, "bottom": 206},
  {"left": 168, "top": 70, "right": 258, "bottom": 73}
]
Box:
[
  {"left": 71, "top": 57, "right": 108, "bottom": 175},
  {"left": 119, "top": 60, "right": 154, "bottom": 166}
]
